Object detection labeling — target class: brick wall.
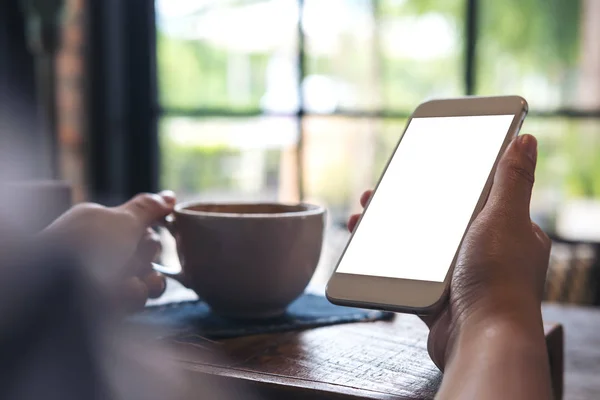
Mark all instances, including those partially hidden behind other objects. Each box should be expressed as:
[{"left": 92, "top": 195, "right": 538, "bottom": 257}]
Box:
[{"left": 56, "top": 0, "right": 86, "bottom": 202}]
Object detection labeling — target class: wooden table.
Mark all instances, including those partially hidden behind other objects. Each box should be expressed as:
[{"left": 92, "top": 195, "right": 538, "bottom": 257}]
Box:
[
  {"left": 168, "top": 304, "right": 587, "bottom": 399},
  {"left": 542, "top": 304, "right": 600, "bottom": 400}
]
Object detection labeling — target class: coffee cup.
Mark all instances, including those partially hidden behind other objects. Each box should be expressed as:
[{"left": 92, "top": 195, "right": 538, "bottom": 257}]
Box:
[{"left": 154, "top": 202, "right": 325, "bottom": 319}]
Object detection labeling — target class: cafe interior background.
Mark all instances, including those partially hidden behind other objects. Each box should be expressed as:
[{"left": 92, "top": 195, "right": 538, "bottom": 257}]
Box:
[{"left": 2, "top": 0, "right": 600, "bottom": 304}]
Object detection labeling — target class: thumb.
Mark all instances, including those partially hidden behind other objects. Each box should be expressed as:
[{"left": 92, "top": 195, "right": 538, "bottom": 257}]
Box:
[
  {"left": 485, "top": 134, "right": 537, "bottom": 221},
  {"left": 120, "top": 191, "right": 176, "bottom": 228}
]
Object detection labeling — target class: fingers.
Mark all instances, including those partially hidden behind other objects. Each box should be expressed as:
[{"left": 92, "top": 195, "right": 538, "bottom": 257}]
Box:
[
  {"left": 122, "top": 227, "right": 167, "bottom": 304},
  {"left": 486, "top": 134, "right": 537, "bottom": 222},
  {"left": 348, "top": 190, "right": 373, "bottom": 232},
  {"left": 119, "top": 276, "right": 149, "bottom": 312},
  {"left": 113, "top": 191, "right": 175, "bottom": 311},
  {"left": 121, "top": 191, "right": 177, "bottom": 228},
  {"left": 118, "top": 271, "right": 166, "bottom": 311},
  {"left": 360, "top": 190, "right": 373, "bottom": 208},
  {"left": 137, "top": 228, "right": 162, "bottom": 265},
  {"left": 133, "top": 228, "right": 166, "bottom": 298},
  {"left": 142, "top": 270, "right": 167, "bottom": 299},
  {"left": 348, "top": 214, "right": 360, "bottom": 232},
  {"left": 159, "top": 190, "right": 176, "bottom": 205}
]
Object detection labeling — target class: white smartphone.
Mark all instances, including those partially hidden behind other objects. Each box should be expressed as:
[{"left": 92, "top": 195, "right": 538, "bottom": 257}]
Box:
[{"left": 326, "top": 96, "right": 528, "bottom": 315}]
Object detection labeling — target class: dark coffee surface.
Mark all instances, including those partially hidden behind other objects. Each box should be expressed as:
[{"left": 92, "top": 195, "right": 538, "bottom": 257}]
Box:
[{"left": 183, "top": 203, "right": 318, "bottom": 214}]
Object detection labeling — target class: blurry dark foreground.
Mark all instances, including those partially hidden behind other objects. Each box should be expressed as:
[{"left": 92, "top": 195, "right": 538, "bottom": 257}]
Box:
[{"left": 0, "top": 182, "right": 258, "bottom": 400}]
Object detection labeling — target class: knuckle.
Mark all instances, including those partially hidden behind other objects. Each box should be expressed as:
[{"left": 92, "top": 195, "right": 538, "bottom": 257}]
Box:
[
  {"left": 134, "top": 193, "right": 161, "bottom": 207},
  {"left": 505, "top": 160, "right": 535, "bottom": 186},
  {"left": 128, "top": 193, "right": 164, "bottom": 214}
]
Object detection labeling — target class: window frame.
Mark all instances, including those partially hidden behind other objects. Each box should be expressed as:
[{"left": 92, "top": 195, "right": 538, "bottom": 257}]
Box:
[{"left": 155, "top": 0, "right": 600, "bottom": 202}]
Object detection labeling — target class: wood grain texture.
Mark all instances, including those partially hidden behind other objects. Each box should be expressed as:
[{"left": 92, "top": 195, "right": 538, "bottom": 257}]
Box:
[
  {"left": 543, "top": 304, "right": 600, "bottom": 400},
  {"left": 173, "top": 311, "right": 566, "bottom": 400}
]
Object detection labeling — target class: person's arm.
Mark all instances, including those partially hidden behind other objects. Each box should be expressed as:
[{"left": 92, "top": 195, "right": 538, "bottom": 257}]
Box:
[
  {"left": 437, "top": 302, "right": 553, "bottom": 399},
  {"left": 351, "top": 134, "right": 554, "bottom": 399}
]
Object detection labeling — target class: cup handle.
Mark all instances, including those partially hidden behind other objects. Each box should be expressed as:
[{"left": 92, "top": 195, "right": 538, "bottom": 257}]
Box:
[
  {"left": 164, "top": 213, "right": 177, "bottom": 237},
  {"left": 152, "top": 214, "right": 189, "bottom": 287},
  {"left": 152, "top": 262, "right": 188, "bottom": 287}
]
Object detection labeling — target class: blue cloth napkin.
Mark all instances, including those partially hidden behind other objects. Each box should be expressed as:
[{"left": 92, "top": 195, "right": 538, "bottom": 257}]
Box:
[{"left": 130, "top": 293, "right": 394, "bottom": 340}]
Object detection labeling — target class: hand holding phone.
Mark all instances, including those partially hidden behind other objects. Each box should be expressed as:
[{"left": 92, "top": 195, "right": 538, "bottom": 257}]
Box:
[
  {"left": 327, "top": 96, "right": 531, "bottom": 314},
  {"left": 348, "top": 134, "right": 551, "bottom": 373}
]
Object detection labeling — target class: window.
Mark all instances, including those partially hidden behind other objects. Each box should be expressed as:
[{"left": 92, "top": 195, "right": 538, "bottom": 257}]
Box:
[{"left": 155, "top": 0, "right": 600, "bottom": 285}]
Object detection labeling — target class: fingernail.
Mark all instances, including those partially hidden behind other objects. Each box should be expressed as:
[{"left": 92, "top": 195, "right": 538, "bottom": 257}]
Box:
[
  {"left": 519, "top": 134, "right": 537, "bottom": 163},
  {"left": 159, "top": 190, "right": 176, "bottom": 204}
]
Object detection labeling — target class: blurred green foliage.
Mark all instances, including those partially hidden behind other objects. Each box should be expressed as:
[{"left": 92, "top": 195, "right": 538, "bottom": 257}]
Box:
[
  {"left": 157, "top": 31, "right": 269, "bottom": 110},
  {"left": 562, "top": 123, "right": 600, "bottom": 198},
  {"left": 157, "top": 0, "right": 600, "bottom": 206},
  {"left": 160, "top": 133, "right": 239, "bottom": 194},
  {"left": 159, "top": 119, "right": 284, "bottom": 197},
  {"left": 479, "top": 0, "right": 580, "bottom": 69}
]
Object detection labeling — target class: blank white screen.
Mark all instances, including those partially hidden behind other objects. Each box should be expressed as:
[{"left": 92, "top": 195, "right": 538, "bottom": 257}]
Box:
[{"left": 336, "top": 115, "right": 516, "bottom": 282}]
